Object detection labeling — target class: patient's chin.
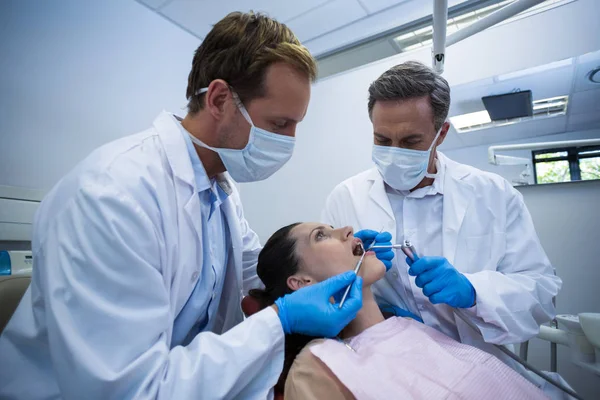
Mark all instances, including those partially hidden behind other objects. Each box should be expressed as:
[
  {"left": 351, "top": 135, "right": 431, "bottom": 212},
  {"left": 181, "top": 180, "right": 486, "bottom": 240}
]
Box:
[{"left": 360, "top": 257, "right": 386, "bottom": 286}]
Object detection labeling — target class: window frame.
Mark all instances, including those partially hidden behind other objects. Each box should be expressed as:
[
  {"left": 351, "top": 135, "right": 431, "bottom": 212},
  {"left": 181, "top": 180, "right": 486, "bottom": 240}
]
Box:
[{"left": 532, "top": 145, "right": 600, "bottom": 184}]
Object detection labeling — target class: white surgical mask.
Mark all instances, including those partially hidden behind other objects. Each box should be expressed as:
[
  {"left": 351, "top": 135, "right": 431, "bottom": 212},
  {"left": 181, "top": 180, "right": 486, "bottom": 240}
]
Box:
[
  {"left": 188, "top": 87, "right": 295, "bottom": 183},
  {"left": 372, "top": 127, "right": 442, "bottom": 191}
]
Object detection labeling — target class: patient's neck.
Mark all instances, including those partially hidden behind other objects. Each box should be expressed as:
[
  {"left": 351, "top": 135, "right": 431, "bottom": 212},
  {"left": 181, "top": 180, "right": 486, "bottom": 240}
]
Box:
[{"left": 339, "top": 287, "right": 384, "bottom": 339}]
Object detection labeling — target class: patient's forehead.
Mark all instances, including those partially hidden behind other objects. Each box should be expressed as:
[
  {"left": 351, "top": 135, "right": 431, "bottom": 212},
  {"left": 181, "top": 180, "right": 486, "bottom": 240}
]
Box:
[
  {"left": 291, "top": 222, "right": 319, "bottom": 234},
  {"left": 290, "top": 222, "right": 326, "bottom": 243},
  {"left": 290, "top": 223, "right": 312, "bottom": 245},
  {"left": 289, "top": 222, "right": 326, "bottom": 257}
]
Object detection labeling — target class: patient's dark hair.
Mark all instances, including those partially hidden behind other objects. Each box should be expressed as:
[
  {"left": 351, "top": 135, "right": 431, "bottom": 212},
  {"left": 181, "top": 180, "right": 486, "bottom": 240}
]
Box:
[{"left": 248, "top": 222, "right": 316, "bottom": 394}]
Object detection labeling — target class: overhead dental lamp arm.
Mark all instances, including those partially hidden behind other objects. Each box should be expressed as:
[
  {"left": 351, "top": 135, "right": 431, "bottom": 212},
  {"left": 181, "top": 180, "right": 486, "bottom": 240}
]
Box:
[
  {"left": 446, "top": 0, "right": 545, "bottom": 47},
  {"left": 432, "top": 0, "right": 448, "bottom": 74},
  {"left": 434, "top": 0, "right": 544, "bottom": 74}
]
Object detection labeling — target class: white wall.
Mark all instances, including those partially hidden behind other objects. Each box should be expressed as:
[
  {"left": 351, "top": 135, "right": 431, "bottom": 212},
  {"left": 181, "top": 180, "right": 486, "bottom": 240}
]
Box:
[
  {"left": 516, "top": 180, "right": 600, "bottom": 400},
  {"left": 240, "top": 0, "right": 600, "bottom": 243},
  {"left": 0, "top": 0, "right": 199, "bottom": 190},
  {"left": 443, "top": 128, "right": 600, "bottom": 184}
]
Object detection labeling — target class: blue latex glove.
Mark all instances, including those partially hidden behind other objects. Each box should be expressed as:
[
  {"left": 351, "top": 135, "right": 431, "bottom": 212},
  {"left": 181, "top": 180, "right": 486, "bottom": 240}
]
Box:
[
  {"left": 275, "top": 271, "right": 363, "bottom": 337},
  {"left": 379, "top": 304, "right": 424, "bottom": 323},
  {"left": 407, "top": 255, "right": 476, "bottom": 308},
  {"left": 354, "top": 229, "right": 395, "bottom": 271}
]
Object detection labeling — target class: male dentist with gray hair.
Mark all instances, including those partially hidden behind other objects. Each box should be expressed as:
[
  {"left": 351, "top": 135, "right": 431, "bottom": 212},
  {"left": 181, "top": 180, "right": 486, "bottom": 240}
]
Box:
[{"left": 322, "top": 60, "right": 563, "bottom": 394}]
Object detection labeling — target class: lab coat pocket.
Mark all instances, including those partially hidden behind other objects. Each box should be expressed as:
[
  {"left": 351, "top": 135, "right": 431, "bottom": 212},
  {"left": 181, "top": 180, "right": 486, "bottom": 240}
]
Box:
[{"left": 465, "top": 232, "right": 505, "bottom": 272}]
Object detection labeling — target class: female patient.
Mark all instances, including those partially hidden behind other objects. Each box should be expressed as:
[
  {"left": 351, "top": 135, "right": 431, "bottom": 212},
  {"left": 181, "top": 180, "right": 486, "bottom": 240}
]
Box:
[{"left": 249, "top": 222, "right": 547, "bottom": 400}]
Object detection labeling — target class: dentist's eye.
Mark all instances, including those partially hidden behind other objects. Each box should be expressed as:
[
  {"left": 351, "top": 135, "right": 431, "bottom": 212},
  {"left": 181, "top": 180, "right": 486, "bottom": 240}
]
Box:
[
  {"left": 273, "top": 120, "right": 288, "bottom": 129},
  {"left": 375, "top": 136, "right": 391, "bottom": 146}
]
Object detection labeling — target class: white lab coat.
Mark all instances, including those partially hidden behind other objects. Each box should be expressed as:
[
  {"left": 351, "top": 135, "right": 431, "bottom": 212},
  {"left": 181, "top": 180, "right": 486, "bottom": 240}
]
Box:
[
  {"left": 0, "top": 111, "right": 284, "bottom": 400},
  {"left": 322, "top": 152, "right": 562, "bottom": 374}
]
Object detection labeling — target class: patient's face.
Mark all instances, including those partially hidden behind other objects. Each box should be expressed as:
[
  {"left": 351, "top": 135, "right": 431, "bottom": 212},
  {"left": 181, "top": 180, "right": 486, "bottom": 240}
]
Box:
[{"left": 288, "top": 222, "right": 386, "bottom": 289}]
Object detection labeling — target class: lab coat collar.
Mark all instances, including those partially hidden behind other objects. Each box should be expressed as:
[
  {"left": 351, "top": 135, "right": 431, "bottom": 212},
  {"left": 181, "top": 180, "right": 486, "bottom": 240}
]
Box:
[
  {"left": 153, "top": 111, "right": 197, "bottom": 190},
  {"left": 176, "top": 114, "right": 212, "bottom": 193},
  {"left": 153, "top": 111, "right": 234, "bottom": 196}
]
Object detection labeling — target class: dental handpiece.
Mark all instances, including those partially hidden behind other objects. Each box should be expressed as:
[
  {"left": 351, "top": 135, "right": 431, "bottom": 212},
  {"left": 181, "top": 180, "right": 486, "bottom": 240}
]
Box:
[
  {"left": 400, "top": 240, "right": 418, "bottom": 261},
  {"left": 370, "top": 241, "right": 419, "bottom": 261}
]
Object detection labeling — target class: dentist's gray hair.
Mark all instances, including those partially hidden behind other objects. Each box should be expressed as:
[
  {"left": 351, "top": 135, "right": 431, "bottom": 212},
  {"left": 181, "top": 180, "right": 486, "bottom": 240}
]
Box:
[{"left": 368, "top": 61, "right": 450, "bottom": 131}]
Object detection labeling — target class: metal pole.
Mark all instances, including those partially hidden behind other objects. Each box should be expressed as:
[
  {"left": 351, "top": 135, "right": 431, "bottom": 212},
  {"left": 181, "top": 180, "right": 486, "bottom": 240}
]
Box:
[
  {"left": 447, "top": 0, "right": 546, "bottom": 47},
  {"left": 432, "top": 0, "right": 448, "bottom": 73}
]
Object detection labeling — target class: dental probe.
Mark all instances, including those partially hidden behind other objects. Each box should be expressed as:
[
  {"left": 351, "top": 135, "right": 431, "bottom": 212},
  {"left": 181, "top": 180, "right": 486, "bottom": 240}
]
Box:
[{"left": 338, "top": 242, "right": 367, "bottom": 309}]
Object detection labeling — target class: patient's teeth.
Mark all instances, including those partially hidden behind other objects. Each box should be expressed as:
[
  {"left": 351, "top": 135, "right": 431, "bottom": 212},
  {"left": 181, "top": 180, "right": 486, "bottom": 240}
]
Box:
[{"left": 353, "top": 243, "right": 365, "bottom": 256}]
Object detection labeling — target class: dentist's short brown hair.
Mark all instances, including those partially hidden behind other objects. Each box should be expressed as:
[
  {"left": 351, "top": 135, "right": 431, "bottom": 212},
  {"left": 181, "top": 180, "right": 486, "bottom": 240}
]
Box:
[{"left": 186, "top": 11, "right": 317, "bottom": 115}]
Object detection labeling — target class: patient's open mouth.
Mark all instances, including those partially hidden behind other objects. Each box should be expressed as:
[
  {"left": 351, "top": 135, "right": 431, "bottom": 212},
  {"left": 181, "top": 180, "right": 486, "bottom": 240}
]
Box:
[{"left": 352, "top": 242, "right": 365, "bottom": 256}]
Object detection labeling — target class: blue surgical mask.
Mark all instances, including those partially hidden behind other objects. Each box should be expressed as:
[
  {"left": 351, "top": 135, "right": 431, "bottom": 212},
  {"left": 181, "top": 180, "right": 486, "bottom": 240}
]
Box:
[
  {"left": 188, "top": 87, "right": 295, "bottom": 183},
  {"left": 372, "top": 127, "right": 442, "bottom": 191}
]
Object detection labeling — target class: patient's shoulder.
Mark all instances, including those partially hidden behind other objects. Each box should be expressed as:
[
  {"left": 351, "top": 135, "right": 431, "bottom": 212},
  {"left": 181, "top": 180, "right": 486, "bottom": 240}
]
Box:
[{"left": 285, "top": 339, "right": 355, "bottom": 400}]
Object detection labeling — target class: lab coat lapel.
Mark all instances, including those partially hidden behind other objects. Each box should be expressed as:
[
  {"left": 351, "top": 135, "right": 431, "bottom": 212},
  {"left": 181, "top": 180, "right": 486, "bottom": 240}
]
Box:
[
  {"left": 153, "top": 111, "right": 204, "bottom": 318},
  {"left": 154, "top": 111, "right": 203, "bottom": 244},
  {"left": 154, "top": 111, "right": 196, "bottom": 189},
  {"left": 182, "top": 198, "right": 204, "bottom": 254},
  {"left": 441, "top": 154, "right": 474, "bottom": 265},
  {"left": 368, "top": 168, "right": 394, "bottom": 220},
  {"left": 366, "top": 168, "right": 397, "bottom": 242}
]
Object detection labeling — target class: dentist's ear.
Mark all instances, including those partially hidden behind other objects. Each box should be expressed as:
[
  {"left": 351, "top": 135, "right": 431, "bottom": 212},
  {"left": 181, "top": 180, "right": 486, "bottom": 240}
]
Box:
[
  {"left": 436, "top": 121, "right": 451, "bottom": 147},
  {"left": 287, "top": 275, "right": 313, "bottom": 291},
  {"left": 204, "top": 79, "right": 232, "bottom": 120}
]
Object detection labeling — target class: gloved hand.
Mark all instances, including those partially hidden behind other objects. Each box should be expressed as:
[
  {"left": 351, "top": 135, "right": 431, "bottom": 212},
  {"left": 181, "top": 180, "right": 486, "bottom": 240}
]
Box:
[
  {"left": 354, "top": 229, "right": 394, "bottom": 271},
  {"left": 274, "top": 271, "right": 363, "bottom": 337},
  {"left": 379, "top": 304, "right": 424, "bottom": 323},
  {"left": 407, "top": 255, "right": 476, "bottom": 309}
]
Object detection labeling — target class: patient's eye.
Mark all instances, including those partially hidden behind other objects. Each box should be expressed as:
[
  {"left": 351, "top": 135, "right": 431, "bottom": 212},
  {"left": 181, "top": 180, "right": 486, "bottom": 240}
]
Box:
[{"left": 315, "top": 229, "right": 327, "bottom": 241}]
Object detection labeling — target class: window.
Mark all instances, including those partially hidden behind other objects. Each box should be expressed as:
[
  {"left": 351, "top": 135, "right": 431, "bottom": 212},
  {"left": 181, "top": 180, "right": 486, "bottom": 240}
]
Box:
[{"left": 533, "top": 146, "right": 600, "bottom": 184}]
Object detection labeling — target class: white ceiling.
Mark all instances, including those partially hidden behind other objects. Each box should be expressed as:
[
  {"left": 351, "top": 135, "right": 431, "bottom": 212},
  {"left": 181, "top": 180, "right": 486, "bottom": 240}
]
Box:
[
  {"left": 443, "top": 49, "right": 600, "bottom": 149},
  {"left": 135, "top": 0, "right": 469, "bottom": 56},
  {"left": 134, "top": 0, "right": 599, "bottom": 151}
]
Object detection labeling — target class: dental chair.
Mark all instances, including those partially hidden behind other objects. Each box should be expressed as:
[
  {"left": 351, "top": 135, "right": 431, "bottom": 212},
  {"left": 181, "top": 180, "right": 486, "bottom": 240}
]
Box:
[
  {"left": 0, "top": 274, "right": 31, "bottom": 334},
  {"left": 241, "top": 296, "right": 285, "bottom": 400}
]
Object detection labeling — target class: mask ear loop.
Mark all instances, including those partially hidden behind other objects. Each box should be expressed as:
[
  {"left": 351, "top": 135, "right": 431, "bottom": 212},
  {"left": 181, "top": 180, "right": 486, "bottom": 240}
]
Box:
[
  {"left": 428, "top": 123, "right": 445, "bottom": 151},
  {"left": 193, "top": 86, "right": 255, "bottom": 127},
  {"left": 425, "top": 122, "right": 446, "bottom": 178},
  {"left": 230, "top": 92, "right": 255, "bottom": 127},
  {"left": 180, "top": 87, "right": 209, "bottom": 111}
]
